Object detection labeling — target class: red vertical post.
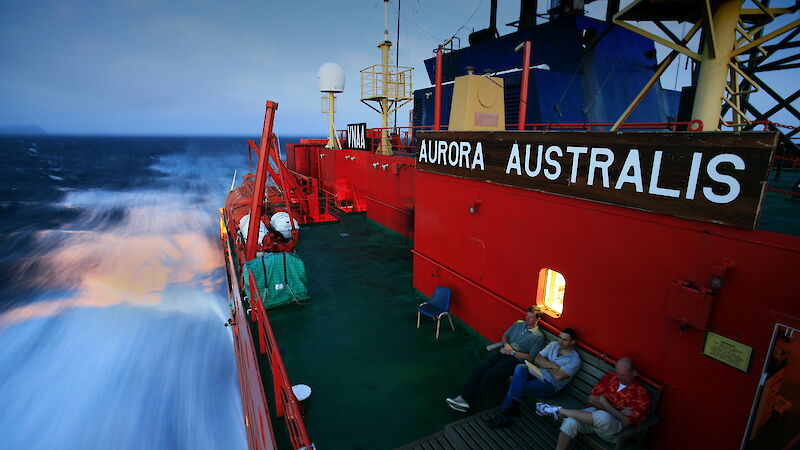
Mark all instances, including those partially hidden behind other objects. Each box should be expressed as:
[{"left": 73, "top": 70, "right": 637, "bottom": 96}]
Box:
[
  {"left": 434, "top": 46, "right": 443, "bottom": 131},
  {"left": 309, "top": 178, "right": 319, "bottom": 222},
  {"left": 273, "top": 352, "right": 285, "bottom": 417},
  {"left": 268, "top": 137, "right": 299, "bottom": 234},
  {"left": 518, "top": 40, "right": 532, "bottom": 130},
  {"left": 245, "top": 101, "right": 279, "bottom": 262}
]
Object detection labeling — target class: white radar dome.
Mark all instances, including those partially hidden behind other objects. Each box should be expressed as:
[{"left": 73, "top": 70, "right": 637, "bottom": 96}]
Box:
[
  {"left": 318, "top": 62, "right": 345, "bottom": 93},
  {"left": 270, "top": 211, "right": 299, "bottom": 239}
]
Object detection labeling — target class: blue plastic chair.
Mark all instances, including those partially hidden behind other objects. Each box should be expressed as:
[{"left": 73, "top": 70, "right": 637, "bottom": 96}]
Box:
[{"left": 416, "top": 286, "right": 454, "bottom": 339}]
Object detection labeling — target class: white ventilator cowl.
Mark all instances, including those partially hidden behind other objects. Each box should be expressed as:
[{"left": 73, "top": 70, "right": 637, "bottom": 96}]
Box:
[
  {"left": 318, "top": 62, "right": 345, "bottom": 93},
  {"left": 270, "top": 212, "right": 299, "bottom": 239},
  {"left": 238, "top": 214, "right": 268, "bottom": 245}
]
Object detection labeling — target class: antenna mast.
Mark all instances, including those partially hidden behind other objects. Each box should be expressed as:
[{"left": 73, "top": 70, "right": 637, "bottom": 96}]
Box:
[{"left": 360, "top": 0, "right": 413, "bottom": 155}]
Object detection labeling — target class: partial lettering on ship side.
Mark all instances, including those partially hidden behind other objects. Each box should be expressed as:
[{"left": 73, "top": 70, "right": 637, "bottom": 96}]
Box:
[
  {"left": 416, "top": 131, "right": 778, "bottom": 229},
  {"left": 418, "top": 139, "right": 485, "bottom": 170},
  {"left": 347, "top": 123, "right": 367, "bottom": 150}
]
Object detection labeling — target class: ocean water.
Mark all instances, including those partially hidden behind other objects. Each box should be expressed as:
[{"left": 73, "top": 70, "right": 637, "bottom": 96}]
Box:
[{"left": 0, "top": 135, "right": 300, "bottom": 449}]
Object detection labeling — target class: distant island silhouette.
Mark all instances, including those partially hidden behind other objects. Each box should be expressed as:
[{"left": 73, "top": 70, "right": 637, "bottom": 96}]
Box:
[{"left": 0, "top": 124, "right": 47, "bottom": 135}]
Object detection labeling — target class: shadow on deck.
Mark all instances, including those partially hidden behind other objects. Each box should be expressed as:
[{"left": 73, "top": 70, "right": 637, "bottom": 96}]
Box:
[{"left": 398, "top": 401, "right": 595, "bottom": 450}]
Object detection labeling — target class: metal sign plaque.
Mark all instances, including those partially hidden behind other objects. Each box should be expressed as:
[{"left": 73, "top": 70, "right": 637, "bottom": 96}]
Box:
[
  {"left": 702, "top": 331, "right": 754, "bottom": 372},
  {"left": 347, "top": 123, "right": 367, "bottom": 150},
  {"left": 416, "top": 131, "right": 778, "bottom": 229}
]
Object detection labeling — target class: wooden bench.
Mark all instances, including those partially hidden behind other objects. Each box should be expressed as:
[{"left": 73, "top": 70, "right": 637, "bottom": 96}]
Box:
[
  {"left": 397, "top": 332, "right": 662, "bottom": 450},
  {"left": 532, "top": 330, "right": 662, "bottom": 450}
]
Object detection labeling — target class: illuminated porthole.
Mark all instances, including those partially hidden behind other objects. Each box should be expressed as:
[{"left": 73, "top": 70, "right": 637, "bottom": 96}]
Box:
[{"left": 536, "top": 268, "right": 565, "bottom": 318}]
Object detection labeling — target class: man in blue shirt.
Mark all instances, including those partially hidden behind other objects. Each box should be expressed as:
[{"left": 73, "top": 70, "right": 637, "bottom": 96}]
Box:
[
  {"left": 446, "top": 307, "right": 547, "bottom": 412},
  {"left": 488, "top": 328, "right": 581, "bottom": 428}
]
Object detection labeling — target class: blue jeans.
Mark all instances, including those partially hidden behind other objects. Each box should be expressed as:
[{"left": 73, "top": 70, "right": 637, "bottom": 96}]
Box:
[{"left": 500, "top": 364, "right": 558, "bottom": 413}]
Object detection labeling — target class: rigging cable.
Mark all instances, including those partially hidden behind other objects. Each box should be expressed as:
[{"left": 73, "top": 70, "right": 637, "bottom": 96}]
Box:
[
  {"left": 304, "top": 2, "right": 382, "bottom": 137},
  {"left": 553, "top": 24, "right": 615, "bottom": 118},
  {"left": 446, "top": 0, "right": 485, "bottom": 44},
  {"left": 583, "top": 37, "right": 634, "bottom": 113},
  {"left": 674, "top": 22, "right": 688, "bottom": 90}
]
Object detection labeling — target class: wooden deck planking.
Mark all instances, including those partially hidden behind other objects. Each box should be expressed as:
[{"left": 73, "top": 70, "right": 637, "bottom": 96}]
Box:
[{"left": 400, "top": 401, "right": 599, "bottom": 450}]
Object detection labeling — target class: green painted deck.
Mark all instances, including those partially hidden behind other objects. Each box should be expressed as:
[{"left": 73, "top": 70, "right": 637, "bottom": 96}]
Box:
[
  {"left": 263, "top": 213, "right": 496, "bottom": 449},
  {"left": 761, "top": 171, "right": 800, "bottom": 235}
]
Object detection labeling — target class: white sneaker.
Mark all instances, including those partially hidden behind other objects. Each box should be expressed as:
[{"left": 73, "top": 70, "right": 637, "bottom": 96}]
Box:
[
  {"left": 535, "top": 402, "right": 561, "bottom": 421},
  {"left": 447, "top": 402, "right": 468, "bottom": 412},
  {"left": 446, "top": 396, "right": 469, "bottom": 411}
]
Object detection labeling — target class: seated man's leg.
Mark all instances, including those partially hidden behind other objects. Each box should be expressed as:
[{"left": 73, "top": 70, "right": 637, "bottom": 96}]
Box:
[
  {"left": 471, "top": 353, "right": 518, "bottom": 404},
  {"left": 501, "top": 365, "right": 559, "bottom": 413},
  {"left": 460, "top": 351, "right": 503, "bottom": 403},
  {"left": 488, "top": 364, "right": 533, "bottom": 429},
  {"left": 558, "top": 407, "right": 596, "bottom": 424},
  {"left": 523, "top": 377, "right": 558, "bottom": 400},
  {"left": 556, "top": 408, "right": 596, "bottom": 450},
  {"left": 586, "top": 410, "right": 623, "bottom": 443},
  {"left": 499, "top": 364, "right": 528, "bottom": 413}
]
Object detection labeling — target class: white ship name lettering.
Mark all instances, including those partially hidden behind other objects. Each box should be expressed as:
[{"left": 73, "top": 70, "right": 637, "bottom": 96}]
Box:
[
  {"left": 419, "top": 140, "right": 484, "bottom": 170},
  {"left": 504, "top": 143, "right": 745, "bottom": 204}
]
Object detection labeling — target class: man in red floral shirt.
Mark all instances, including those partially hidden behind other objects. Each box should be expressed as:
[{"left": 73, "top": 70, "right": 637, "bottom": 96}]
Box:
[{"left": 535, "top": 357, "right": 650, "bottom": 449}]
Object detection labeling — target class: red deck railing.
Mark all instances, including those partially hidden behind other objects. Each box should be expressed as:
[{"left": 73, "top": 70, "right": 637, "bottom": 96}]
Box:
[
  {"left": 287, "top": 170, "right": 338, "bottom": 223},
  {"left": 247, "top": 271, "right": 312, "bottom": 449},
  {"left": 221, "top": 223, "right": 278, "bottom": 450}
]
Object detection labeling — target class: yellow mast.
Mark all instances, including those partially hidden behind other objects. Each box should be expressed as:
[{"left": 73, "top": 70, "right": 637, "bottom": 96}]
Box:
[
  {"left": 318, "top": 62, "right": 344, "bottom": 149},
  {"left": 690, "top": 0, "right": 742, "bottom": 130},
  {"left": 326, "top": 92, "right": 340, "bottom": 149},
  {"left": 613, "top": 0, "right": 800, "bottom": 131},
  {"left": 379, "top": 39, "right": 392, "bottom": 155},
  {"left": 360, "top": 0, "right": 413, "bottom": 155}
]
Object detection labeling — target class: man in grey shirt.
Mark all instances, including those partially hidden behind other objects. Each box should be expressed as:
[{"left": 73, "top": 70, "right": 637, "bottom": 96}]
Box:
[
  {"left": 446, "top": 306, "right": 547, "bottom": 412},
  {"left": 488, "top": 328, "right": 581, "bottom": 428}
]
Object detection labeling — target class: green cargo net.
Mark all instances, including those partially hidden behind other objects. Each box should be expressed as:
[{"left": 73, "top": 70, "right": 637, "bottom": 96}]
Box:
[{"left": 243, "top": 252, "right": 309, "bottom": 308}]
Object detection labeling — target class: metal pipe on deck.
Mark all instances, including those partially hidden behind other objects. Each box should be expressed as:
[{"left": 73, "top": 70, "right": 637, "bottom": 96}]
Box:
[
  {"left": 517, "top": 40, "right": 532, "bottom": 130},
  {"left": 434, "top": 45, "right": 443, "bottom": 131}
]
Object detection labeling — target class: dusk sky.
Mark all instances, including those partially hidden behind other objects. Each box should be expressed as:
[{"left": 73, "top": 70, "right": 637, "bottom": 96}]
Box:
[{"left": 1, "top": 0, "right": 797, "bottom": 136}]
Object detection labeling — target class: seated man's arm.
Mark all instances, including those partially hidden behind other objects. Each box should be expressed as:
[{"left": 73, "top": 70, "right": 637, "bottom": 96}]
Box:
[
  {"left": 587, "top": 394, "right": 604, "bottom": 409},
  {"left": 500, "top": 334, "right": 515, "bottom": 355},
  {"left": 499, "top": 327, "right": 514, "bottom": 354},
  {"left": 534, "top": 353, "right": 559, "bottom": 369},
  {"left": 512, "top": 350, "right": 533, "bottom": 361},
  {"left": 621, "top": 386, "right": 652, "bottom": 427},
  {"left": 549, "top": 354, "right": 581, "bottom": 381},
  {"left": 549, "top": 366, "right": 570, "bottom": 380},
  {"left": 597, "top": 395, "right": 633, "bottom": 428},
  {"left": 533, "top": 355, "right": 570, "bottom": 379}
]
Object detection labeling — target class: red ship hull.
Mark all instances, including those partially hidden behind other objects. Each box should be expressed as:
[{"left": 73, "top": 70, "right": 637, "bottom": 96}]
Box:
[{"left": 288, "top": 136, "right": 800, "bottom": 449}]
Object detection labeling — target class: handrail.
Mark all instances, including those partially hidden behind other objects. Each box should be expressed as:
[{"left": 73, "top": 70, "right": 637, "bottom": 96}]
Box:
[
  {"left": 411, "top": 248, "right": 665, "bottom": 390},
  {"left": 362, "top": 194, "right": 412, "bottom": 215},
  {"left": 335, "top": 121, "right": 796, "bottom": 137},
  {"left": 521, "top": 121, "right": 693, "bottom": 131},
  {"left": 222, "top": 223, "right": 277, "bottom": 450},
  {"left": 247, "top": 271, "right": 313, "bottom": 449}
]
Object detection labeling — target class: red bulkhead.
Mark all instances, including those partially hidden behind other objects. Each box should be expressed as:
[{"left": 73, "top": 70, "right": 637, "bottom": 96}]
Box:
[
  {"left": 412, "top": 169, "right": 800, "bottom": 450},
  {"left": 366, "top": 153, "right": 416, "bottom": 238}
]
